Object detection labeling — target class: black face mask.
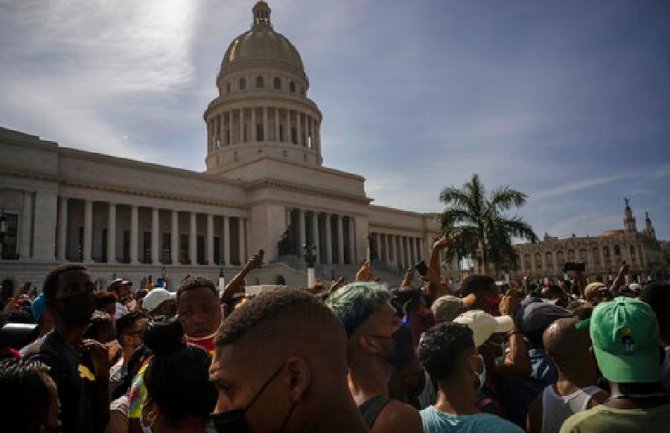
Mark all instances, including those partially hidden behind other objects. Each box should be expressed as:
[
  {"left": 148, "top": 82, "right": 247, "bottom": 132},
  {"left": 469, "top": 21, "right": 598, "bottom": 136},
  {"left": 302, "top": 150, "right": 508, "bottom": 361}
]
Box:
[
  {"left": 60, "top": 292, "right": 96, "bottom": 325},
  {"left": 211, "top": 362, "right": 294, "bottom": 433},
  {"left": 371, "top": 324, "right": 415, "bottom": 370}
]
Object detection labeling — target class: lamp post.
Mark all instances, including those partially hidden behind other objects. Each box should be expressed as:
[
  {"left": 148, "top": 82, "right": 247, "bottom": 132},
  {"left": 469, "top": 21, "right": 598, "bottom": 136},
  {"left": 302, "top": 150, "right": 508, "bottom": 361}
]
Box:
[
  {"left": 303, "top": 243, "right": 317, "bottom": 289},
  {"left": 218, "top": 266, "right": 225, "bottom": 294}
]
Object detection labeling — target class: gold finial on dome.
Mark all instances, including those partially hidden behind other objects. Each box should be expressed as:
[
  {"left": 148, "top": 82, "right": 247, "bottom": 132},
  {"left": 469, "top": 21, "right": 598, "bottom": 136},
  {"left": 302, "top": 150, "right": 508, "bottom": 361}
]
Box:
[{"left": 252, "top": 1, "right": 272, "bottom": 28}]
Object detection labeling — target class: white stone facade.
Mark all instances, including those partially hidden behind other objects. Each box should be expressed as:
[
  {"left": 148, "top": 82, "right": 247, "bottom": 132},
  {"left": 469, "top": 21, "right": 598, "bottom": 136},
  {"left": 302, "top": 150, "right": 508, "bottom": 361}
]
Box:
[{"left": 0, "top": 2, "right": 440, "bottom": 290}]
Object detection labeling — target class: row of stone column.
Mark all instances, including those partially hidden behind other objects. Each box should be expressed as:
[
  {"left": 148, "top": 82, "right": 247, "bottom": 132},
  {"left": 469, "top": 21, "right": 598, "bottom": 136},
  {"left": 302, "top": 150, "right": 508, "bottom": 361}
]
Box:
[
  {"left": 371, "top": 232, "right": 424, "bottom": 270},
  {"left": 56, "top": 198, "right": 246, "bottom": 266},
  {"left": 291, "top": 209, "right": 356, "bottom": 266},
  {"left": 208, "top": 107, "right": 320, "bottom": 150}
]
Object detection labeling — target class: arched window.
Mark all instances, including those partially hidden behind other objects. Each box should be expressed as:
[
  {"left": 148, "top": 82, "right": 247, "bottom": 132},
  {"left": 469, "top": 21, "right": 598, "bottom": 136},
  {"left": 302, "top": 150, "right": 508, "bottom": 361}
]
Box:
[
  {"left": 535, "top": 253, "right": 543, "bottom": 270},
  {"left": 289, "top": 81, "right": 296, "bottom": 93},
  {"left": 524, "top": 254, "right": 531, "bottom": 270},
  {"left": 239, "top": 77, "right": 246, "bottom": 90},
  {"left": 557, "top": 251, "right": 565, "bottom": 267},
  {"left": 226, "top": 82, "right": 231, "bottom": 94},
  {"left": 256, "top": 76, "right": 264, "bottom": 88},
  {"left": 568, "top": 249, "right": 575, "bottom": 261},
  {"left": 545, "top": 252, "right": 553, "bottom": 269},
  {"left": 614, "top": 245, "right": 621, "bottom": 256},
  {"left": 273, "top": 77, "right": 281, "bottom": 90}
]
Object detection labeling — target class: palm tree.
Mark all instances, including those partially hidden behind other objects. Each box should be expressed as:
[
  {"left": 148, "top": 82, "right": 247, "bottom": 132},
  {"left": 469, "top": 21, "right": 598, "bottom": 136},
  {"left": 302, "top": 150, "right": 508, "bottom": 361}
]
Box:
[{"left": 439, "top": 174, "right": 538, "bottom": 275}]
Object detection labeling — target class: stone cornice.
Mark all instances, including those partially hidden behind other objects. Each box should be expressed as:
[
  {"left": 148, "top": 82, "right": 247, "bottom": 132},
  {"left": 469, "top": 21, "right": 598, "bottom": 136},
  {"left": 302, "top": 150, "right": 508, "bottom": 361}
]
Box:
[
  {"left": 244, "top": 178, "right": 371, "bottom": 205},
  {"left": 57, "top": 147, "right": 244, "bottom": 187},
  {"left": 0, "top": 168, "right": 249, "bottom": 210},
  {"left": 204, "top": 93, "right": 322, "bottom": 120},
  {"left": 0, "top": 127, "right": 59, "bottom": 152}
]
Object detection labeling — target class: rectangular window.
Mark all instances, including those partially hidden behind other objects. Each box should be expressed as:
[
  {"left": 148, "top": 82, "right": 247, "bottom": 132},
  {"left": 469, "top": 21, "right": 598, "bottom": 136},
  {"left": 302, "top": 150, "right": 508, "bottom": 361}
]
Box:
[
  {"left": 162, "top": 233, "right": 171, "bottom": 264},
  {"left": 78, "top": 227, "right": 84, "bottom": 262},
  {"left": 180, "top": 234, "right": 189, "bottom": 264},
  {"left": 291, "top": 127, "right": 297, "bottom": 144},
  {"left": 143, "top": 231, "right": 151, "bottom": 263},
  {"left": 197, "top": 235, "right": 205, "bottom": 265},
  {"left": 279, "top": 125, "right": 284, "bottom": 142},
  {"left": 101, "top": 229, "right": 108, "bottom": 263},
  {"left": 0, "top": 214, "right": 18, "bottom": 260},
  {"left": 214, "top": 236, "right": 221, "bottom": 265},
  {"left": 256, "top": 124, "right": 264, "bottom": 141},
  {"left": 122, "top": 230, "right": 130, "bottom": 263}
]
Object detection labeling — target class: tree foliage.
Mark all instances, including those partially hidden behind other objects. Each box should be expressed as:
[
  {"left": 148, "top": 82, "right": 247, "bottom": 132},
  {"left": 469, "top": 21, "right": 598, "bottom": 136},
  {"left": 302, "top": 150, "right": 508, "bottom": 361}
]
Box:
[{"left": 439, "top": 174, "right": 538, "bottom": 274}]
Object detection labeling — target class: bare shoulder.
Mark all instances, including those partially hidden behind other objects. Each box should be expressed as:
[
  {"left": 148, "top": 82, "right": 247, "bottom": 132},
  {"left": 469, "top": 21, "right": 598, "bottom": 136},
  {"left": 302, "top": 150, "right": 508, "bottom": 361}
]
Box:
[{"left": 372, "top": 400, "right": 422, "bottom": 433}]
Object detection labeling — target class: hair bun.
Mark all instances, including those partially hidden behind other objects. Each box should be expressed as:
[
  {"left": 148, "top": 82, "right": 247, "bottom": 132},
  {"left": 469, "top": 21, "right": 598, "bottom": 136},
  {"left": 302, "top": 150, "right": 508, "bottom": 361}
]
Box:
[{"left": 143, "top": 318, "right": 184, "bottom": 355}]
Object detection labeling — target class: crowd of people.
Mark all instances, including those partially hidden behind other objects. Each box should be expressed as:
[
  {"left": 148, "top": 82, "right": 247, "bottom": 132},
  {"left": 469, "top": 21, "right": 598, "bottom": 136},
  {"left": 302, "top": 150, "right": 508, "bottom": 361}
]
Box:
[{"left": 0, "top": 236, "right": 669, "bottom": 433}]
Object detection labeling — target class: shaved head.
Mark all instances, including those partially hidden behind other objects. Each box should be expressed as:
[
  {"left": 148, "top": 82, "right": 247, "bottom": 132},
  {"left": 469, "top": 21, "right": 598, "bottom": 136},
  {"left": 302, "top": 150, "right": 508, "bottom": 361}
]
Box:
[
  {"left": 543, "top": 318, "right": 589, "bottom": 366},
  {"left": 210, "top": 289, "right": 355, "bottom": 432},
  {"left": 216, "top": 289, "right": 348, "bottom": 369}
]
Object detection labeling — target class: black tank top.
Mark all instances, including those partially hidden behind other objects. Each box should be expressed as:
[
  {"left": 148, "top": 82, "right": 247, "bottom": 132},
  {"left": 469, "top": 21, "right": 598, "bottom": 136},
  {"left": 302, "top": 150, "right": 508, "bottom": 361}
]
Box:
[{"left": 359, "top": 395, "right": 391, "bottom": 430}]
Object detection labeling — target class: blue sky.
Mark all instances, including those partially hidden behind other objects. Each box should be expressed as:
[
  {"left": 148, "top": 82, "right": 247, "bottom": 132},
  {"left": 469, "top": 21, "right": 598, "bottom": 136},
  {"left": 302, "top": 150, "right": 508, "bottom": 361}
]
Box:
[{"left": 1, "top": 0, "right": 668, "bottom": 240}]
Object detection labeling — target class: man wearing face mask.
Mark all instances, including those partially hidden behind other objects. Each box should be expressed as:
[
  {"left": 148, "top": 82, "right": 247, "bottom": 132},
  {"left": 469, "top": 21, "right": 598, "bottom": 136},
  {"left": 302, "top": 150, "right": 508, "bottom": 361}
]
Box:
[
  {"left": 326, "top": 282, "right": 423, "bottom": 433},
  {"left": 418, "top": 322, "right": 524, "bottom": 433},
  {"left": 210, "top": 289, "right": 368, "bottom": 433},
  {"left": 22, "top": 264, "right": 110, "bottom": 433}
]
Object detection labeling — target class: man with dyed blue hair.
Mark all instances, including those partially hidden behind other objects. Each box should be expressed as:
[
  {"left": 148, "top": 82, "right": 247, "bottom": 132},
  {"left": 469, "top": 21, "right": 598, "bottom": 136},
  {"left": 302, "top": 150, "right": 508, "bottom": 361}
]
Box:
[{"left": 326, "top": 282, "right": 422, "bottom": 433}]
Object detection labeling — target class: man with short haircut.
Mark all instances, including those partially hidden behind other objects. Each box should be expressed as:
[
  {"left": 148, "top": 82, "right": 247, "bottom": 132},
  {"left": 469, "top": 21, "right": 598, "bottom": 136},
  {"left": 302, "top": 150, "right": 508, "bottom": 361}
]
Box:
[
  {"left": 526, "top": 318, "right": 607, "bottom": 433},
  {"left": 326, "top": 282, "right": 422, "bottom": 433},
  {"left": 0, "top": 359, "right": 61, "bottom": 433},
  {"left": 127, "top": 276, "right": 221, "bottom": 432},
  {"left": 560, "top": 297, "right": 670, "bottom": 433},
  {"left": 209, "top": 289, "right": 368, "bottom": 433},
  {"left": 110, "top": 311, "right": 149, "bottom": 397},
  {"left": 177, "top": 276, "right": 221, "bottom": 353},
  {"left": 418, "top": 322, "right": 523, "bottom": 433},
  {"left": 22, "top": 263, "right": 110, "bottom": 433}
]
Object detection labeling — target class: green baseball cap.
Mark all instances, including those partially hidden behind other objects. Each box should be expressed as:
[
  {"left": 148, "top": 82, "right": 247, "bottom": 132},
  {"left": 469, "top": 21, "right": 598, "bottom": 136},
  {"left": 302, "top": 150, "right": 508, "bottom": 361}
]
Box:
[{"left": 590, "top": 297, "right": 661, "bottom": 383}]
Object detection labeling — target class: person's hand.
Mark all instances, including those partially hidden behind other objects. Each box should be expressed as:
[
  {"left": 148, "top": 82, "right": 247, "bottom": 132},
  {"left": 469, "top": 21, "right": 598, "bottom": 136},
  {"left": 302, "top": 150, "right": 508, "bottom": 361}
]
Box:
[
  {"left": 499, "top": 291, "right": 521, "bottom": 319},
  {"left": 433, "top": 236, "right": 454, "bottom": 251},
  {"left": 462, "top": 293, "right": 477, "bottom": 309},
  {"left": 400, "top": 267, "right": 413, "bottom": 287},
  {"left": 247, "top": 253, "right": 264, "bottom": 270},
  {"left": 523, "top": 272, "right": 531, "bottom": 281},
  {"left": 82, "top": 339, "right": 111, "bottom": 380},
  {"left": 355, "top": 260, "right": 375, "bottom": 282}
]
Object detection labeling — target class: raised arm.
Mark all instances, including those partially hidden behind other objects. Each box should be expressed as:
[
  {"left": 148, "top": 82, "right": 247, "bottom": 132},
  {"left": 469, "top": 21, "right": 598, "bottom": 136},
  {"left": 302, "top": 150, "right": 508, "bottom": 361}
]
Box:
[{"left": 221, "top": 253, "right": 263, "bottom": 304}]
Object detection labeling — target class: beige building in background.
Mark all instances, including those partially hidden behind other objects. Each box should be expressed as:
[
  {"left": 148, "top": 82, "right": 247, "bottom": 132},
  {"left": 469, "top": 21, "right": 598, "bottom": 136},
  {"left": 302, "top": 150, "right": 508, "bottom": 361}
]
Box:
[
  {"left": 0, "top": 1, "right": 440, "bottom": 290},
  {"left": 511, "top": 200, "right": 664, "bottom": 283}
]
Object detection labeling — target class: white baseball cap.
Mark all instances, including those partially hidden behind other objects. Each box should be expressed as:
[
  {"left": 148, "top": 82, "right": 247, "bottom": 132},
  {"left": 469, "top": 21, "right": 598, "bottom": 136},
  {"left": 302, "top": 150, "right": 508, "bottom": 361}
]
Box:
[
  {"left": 141, "top": 288, "right": 176, "bottom": 312},
  {"left": 453, "top": 310, "right": 514, "bottom": 347}
]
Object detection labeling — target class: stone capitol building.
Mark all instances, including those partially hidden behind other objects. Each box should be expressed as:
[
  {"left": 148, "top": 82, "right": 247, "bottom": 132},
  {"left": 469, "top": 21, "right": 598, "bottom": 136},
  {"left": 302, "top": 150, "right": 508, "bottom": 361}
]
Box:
[{"left": 0, "top": 1, "right": 441, "bottom": 289}]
